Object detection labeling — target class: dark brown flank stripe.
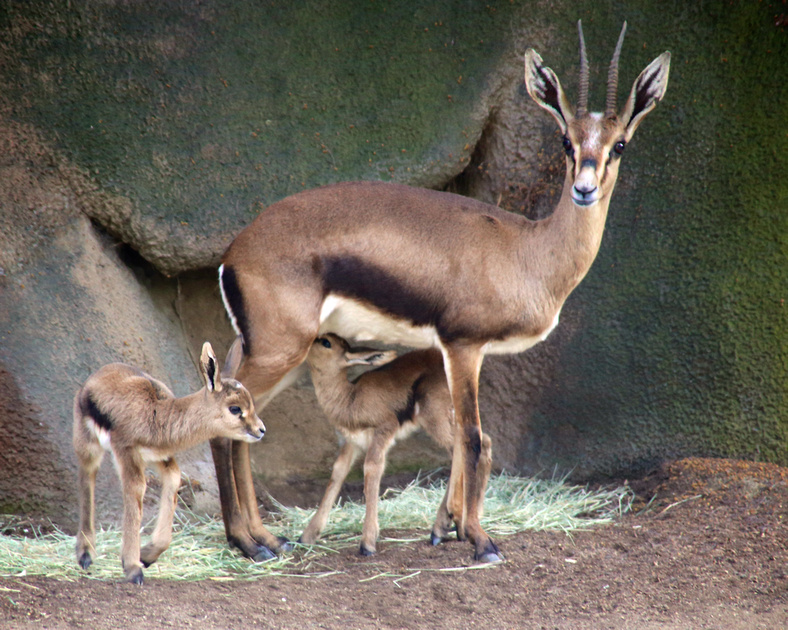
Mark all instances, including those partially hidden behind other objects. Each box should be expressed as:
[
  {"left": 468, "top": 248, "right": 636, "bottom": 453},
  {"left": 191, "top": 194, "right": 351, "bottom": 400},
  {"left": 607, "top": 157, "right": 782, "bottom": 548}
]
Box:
[
  {"left": 84, "top": 393, "right": 113, "bottom": 431},
  {"left": 220, "top": 265, "right": 252, "bottom": 355}
]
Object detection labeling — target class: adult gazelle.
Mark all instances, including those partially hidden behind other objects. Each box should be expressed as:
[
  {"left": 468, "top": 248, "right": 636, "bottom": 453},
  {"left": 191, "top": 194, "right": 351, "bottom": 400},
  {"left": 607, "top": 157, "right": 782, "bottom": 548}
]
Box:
[{"left": 212, "top": 21, "right": 670, "bottom": 563}]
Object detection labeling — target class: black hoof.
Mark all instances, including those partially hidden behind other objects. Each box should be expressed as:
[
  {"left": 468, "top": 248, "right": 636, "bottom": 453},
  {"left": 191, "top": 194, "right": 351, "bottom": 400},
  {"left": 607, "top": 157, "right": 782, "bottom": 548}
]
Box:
[
  {"left": 277, "top": 536, "right": 294, "bottom": 553},
  {"left": 476, "top": 551, "right": 504, "bottom": 564},
  {"left": 78, "top": 551, "right": 93, "bottom": 570},
  {"left": 474, "top": 540, "right": 503, "bottom": 564},
  {"left": 252, "top": 546, "right": 277, "bottom": 562},
  {"left": 359, "top": 544, "right": 376, "bottom": 557},
  {"left": 126, "top": 569, "right": 144, "bottom": 585},
  {"left": 430, "top": 532, "right": 442, "bottom": 546}
]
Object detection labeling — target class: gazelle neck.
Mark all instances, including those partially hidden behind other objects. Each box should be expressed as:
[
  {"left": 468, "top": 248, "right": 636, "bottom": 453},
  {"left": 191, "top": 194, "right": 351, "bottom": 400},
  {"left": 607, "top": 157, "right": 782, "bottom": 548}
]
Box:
[
  {"left": 154, "top": 391, "right": 212, "bottom": 448},
  {"left": 526, "top": 166, "right": 615, "bottom": 305}
]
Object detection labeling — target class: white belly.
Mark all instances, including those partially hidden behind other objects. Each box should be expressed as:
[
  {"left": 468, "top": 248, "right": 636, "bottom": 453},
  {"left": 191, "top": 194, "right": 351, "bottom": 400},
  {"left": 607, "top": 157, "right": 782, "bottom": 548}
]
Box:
[
  {"left": 341, "top": 421, "right": 421, "bottom": 452},
  {"left": 319, "top": 295, "right": 439, "bottom": 348},
  {"left": 319, "top": 295, "right": 561, "bottom": 356},
  {"left": 482, "top": 309, "right": 561, "bottom": 355}
]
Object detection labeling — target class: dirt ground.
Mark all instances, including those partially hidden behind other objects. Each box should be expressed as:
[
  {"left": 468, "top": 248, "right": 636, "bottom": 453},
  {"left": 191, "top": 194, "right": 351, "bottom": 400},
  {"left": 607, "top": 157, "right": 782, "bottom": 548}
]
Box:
[{"left": 1, "top": 457, "right": 786, "bottom": 629}]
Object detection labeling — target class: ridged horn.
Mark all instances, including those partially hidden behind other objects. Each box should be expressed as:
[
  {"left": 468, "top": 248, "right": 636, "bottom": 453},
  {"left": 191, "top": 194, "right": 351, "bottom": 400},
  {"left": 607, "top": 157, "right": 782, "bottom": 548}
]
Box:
[
  {"left": 605, "top": 21, "right": 627, "bottom": 117},
  {"left": 576, "top": 20, "right": 589, "bottom": 117}
]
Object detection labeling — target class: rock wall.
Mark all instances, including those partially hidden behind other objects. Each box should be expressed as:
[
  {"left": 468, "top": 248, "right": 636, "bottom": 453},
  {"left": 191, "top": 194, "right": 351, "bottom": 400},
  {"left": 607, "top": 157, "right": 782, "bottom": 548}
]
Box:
[{"left": 0, "top": 1, "right": 785, "bottom": 529}]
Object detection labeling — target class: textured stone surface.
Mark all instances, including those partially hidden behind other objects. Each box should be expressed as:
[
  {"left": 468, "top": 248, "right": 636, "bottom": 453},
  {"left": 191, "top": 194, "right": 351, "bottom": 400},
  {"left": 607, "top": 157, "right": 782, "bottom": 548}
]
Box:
[{"left": 0, "top": 1, "right": 785, "bottom": 529}]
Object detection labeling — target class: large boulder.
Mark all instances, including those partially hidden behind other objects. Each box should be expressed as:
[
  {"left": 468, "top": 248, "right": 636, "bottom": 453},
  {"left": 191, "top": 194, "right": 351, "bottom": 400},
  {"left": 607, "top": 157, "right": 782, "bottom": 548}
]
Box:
[{"left": 0, "top": 1, "right": 785, "bottom": 529}]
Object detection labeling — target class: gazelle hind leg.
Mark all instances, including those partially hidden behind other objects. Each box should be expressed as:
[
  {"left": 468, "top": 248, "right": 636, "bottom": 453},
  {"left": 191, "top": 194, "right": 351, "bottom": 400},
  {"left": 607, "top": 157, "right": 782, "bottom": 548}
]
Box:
[
  {"left": 75, "top": 443, "right": 103, "bottom": 570},
  {"left": 118, "top": 453, "right": 147, "bottom": 584},
  {"left": 300, "top": 440, "right": 360, "bottom": 545},
  {"left": 140, "top": 458, "right": 180, "bottom": 568},
  {"left": 430, "top": 480, "right": 455, "bottom": 545},
  {"left": 359, "top": 431, "right": 396, "bottom": 556}
]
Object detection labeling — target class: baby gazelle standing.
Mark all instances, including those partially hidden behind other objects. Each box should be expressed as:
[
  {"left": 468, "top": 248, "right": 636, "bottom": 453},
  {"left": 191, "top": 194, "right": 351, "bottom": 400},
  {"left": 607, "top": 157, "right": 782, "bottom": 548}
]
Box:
[
  {"left": 73, "top": 337, "right": 265, "bottom": 584},
  {"left": 301, "top": 333, "right": 493, "bottom": 557}
]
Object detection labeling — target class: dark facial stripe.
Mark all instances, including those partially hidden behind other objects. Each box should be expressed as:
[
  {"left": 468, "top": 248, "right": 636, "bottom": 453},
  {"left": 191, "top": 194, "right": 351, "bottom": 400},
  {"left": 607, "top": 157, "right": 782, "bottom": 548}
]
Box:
[
  {"left": 220, "top": 265, "right": 251, "bottom": 356},
  {"left": 394, "top": 374, "right": 426, "bottom": 425},
  {"left": 84, "top": 393, "right": 113, "bottom": 431}
]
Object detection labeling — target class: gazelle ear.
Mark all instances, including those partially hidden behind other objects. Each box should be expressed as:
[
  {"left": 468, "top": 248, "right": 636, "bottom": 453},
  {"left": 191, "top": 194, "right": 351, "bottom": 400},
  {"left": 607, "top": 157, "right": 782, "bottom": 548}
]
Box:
[
  {"left": 525, "top": 49, "right": 574, "bottom": 134},
  {"left": 221, "top": 334, "right": 245, "bottom": 380},
  {"left": 344, "top": 348, "right": 398, "bottom": 368},
  {"left": 620, "top": 52, "right": 671, "bottom": 140},
  {"left": 200, "top": 342, "right": 221, "bottom": 392}
]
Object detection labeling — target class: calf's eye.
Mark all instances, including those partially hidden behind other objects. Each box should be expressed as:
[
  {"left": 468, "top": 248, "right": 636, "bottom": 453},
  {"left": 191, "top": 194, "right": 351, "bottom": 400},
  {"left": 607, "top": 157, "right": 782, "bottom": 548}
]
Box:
[
  {"left": 613, "top": 140, "right": 626, "bottom": 155},
  {"left": 229, "top": 406, "right": 242, "bottom": 415}
]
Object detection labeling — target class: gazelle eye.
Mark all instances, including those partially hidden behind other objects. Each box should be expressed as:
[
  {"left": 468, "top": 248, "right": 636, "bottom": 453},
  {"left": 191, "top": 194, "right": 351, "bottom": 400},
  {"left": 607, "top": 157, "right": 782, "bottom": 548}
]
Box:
[
  {"left": 320, "top": 338, "right": 332, "bottom": 349},
  {"left": 561, "top": 135, "right": 573, "bottom": 155},
  {"left": 229, "top": 406, "right": 242, "bottom": 416},
  {"left": 613, "top": 140, "right": 626, "bottom": 155}
]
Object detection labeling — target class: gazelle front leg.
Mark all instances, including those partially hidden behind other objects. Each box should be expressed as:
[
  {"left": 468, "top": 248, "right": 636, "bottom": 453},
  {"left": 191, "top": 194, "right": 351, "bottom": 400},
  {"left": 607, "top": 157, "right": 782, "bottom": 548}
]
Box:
[
  {"left": 443, "top": 342, "right": 502, "bottom": 563},
  {"left": 140, "top": 457, "right": 180, "bottom": 568},
  {"left": 300, "top": 439, "right": 361, "bottom": 545},
  {"left": 359, "top": 429, "right": 396, "bottom": 556},
  {"left": 117, "top": 451, "right": 147, "bottom": 584}
]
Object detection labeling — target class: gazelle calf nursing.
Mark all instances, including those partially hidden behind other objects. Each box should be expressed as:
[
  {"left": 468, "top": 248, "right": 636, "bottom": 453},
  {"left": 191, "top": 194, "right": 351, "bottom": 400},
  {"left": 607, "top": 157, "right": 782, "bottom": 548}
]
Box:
[
  {"left": 73, "top": 337, "right": 265, "bottom": 584},
  {"left": 212, "top": 21, "right": 670, "bottom": 564},
  {"left": 300, "top": 333, "right": 492, "bottom": 556}
]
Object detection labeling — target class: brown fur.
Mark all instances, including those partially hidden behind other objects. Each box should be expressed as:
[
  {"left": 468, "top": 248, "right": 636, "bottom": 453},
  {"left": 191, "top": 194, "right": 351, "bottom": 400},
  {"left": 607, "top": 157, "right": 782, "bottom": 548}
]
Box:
[
  {"left": 72, "top": 337, "right": 265, "bottom": 584},
  {"left": 213, "top": 26, "right": 670, "bottom": 563},
  {"left": 300, "top": 334, "right": 491, "bottom": 555}
]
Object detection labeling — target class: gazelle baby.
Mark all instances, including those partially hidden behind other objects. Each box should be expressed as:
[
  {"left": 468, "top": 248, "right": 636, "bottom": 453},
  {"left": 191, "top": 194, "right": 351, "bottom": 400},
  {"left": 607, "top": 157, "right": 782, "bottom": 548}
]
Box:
[
  {"left": 213, "top": 21, "right": 670, "bottom": 564},
  {"left": 73, "top": 336, "right": 265, "bottom": 584},
  {"left": 300, "top": 333, "right": 492, "bottom": 556}
]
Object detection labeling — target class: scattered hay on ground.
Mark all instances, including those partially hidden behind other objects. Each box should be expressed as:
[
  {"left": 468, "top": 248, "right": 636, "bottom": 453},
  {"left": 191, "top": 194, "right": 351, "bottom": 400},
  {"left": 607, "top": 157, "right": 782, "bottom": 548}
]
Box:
[{"left": 0, "top": 472, "right": 632, "bottom": 582}]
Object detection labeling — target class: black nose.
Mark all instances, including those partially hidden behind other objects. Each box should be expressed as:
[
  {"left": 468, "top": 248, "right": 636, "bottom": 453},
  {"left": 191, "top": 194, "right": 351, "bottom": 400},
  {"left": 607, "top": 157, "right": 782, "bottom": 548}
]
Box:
[{"left": 574, "top": 184, "right": 597, "bottom": 196}]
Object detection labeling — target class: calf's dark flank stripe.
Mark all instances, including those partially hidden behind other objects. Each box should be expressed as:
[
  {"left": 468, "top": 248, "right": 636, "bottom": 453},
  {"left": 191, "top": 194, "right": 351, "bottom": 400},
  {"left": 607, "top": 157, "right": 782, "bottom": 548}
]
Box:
[
  {"left": 84, "top": 394, "right": 113, "bottom": 431},
  {"left": 395, "top": 375, "right": 426, "bottom": 425},
  {"left": 220, "top": 265, "right": 251, "bottom": 355}
]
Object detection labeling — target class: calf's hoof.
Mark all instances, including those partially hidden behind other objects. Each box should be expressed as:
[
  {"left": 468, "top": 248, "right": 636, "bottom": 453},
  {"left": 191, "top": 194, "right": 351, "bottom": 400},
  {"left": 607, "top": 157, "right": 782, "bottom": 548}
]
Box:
[
  {"left": 429, "top": 523, "right": 457, "bottom": 546},
  {"left": 359, "top": 544, "right": 376, "bottom": 557},
  {"left": 277, "top": 536, "right": 294, "bottom": 553}
]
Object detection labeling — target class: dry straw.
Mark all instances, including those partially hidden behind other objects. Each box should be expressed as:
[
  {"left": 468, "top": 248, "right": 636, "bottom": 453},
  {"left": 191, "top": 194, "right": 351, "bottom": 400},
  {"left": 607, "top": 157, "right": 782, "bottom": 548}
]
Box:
[{"left": 0, "top": 472, "right": 631, "bottom": 582}]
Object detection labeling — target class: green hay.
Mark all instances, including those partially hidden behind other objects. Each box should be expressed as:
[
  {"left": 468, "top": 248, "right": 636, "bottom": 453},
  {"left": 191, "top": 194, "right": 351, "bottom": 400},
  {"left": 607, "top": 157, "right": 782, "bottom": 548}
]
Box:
[{"left": 0, "top": 473, "right": 631, "bottom": 582}]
